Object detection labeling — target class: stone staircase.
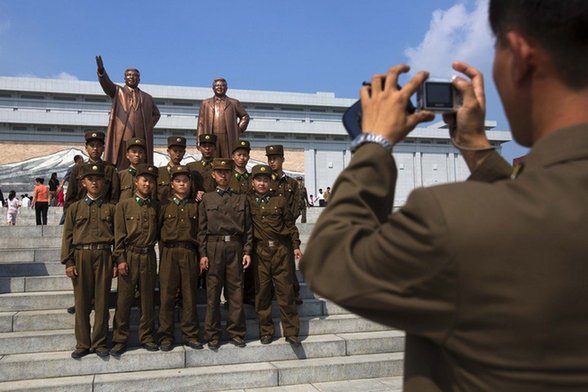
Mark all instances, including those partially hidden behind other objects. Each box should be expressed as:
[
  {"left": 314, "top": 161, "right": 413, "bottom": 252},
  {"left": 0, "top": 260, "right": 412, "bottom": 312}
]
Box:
[{"left": 0, "top": 207, "right": 404, "bottom": 391}]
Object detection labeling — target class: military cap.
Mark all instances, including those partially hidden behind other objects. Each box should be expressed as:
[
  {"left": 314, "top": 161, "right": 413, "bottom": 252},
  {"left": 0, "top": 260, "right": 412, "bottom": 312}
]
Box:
[
  {"left": 126, "top": 137, "right": 146, "bottom": 151},
  {"left": 170, "top": 165, "right": 191, "bottom": 179},
  {"left": 251, "top": 164, "right": 272, "bottom": 178},
  {"left": 265, "top": 144, "right": 284, "bottom": 156},
  {"left": 211, "top": 158, "right": 234, "bottom": 171},
  {"left": 199, "top": 134, "right": 217, "bottom": 145},
  {"left": 135, "top": 163, "right": 158, "bottom": 178},
  {"left": 84, "top": 131, "right": 105, "bottom": 144},
  {"left": 80, "top": 162, "right": 105, "bottom": 179},
  {"left": 232, "top": 139, "right": 251, "bottom": 153},
  {"left": 167, "top": 136, "right": 187, "bottom": 148}
]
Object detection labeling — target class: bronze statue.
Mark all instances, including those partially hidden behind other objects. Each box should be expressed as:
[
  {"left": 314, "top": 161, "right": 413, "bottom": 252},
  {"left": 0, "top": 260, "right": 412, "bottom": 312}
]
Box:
[
  {"left": 96, "top": 55, "right": 160, "bottom": 170},
  {"left": 197, "top": 78, "right": 250, "bottom": 158}
]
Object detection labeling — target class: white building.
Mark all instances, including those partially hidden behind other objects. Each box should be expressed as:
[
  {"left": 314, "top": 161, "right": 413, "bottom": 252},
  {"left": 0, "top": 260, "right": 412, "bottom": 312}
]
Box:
[{"left": 0, "top": 76, "right": 511, "bottom": 206}]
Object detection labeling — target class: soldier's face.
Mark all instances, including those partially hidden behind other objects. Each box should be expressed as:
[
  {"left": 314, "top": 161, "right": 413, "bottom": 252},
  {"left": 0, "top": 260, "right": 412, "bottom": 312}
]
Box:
[
  {"left": 127, "top": 147, "right": 146, "bottom": 166},
  {"left": 135, "top": 175, "right": 154, "bottom": 198},
  {"left": 86, "top": 141, "right": 104, "bottom": 161},
  {"left": 212, "top": 169, "right": 230, "bottom": 188},
  {"left": 252, "top": 176, "right": 270, "bottom": 195},
  {"left": 213, "top": 81, "right": 227, "bottom": 97},
  {"left": 232, "top": 149, "right": 250, "bottom": 169},
  {"left": 198, "top": 143, "right": 216, "bottom": 159},
  {"left": 167, "top": 146, "right": 186, "bottom": 165},
  {"left": 125, "top": 70, "right": 140, "bottom": 89},
  {"left": 171, "top": 174, "right": 190, "bottom": 198},
  {"left": 267, "top": 155, "right": 284, "bottom": 171},
  {"left": 82, "top": 175, "right": 105, "bottom": 198}
]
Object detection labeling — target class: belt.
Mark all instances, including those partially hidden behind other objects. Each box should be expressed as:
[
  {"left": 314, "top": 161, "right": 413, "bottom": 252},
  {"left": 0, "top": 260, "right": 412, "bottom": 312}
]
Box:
[
  {"left": 75, "top": 243, "right": 112, "bottom": 250},
  {"left": 127, "top": 245, "right": 154, "bottom": 254},
  {"left": 257, "top": 238, "right": 287, "bottom": 249},
  {"left": 208, "top": 235, "right": 241, "bottom": 243},
  {"left": 164, "top": 241, "right": 196, "bottom": 250}
]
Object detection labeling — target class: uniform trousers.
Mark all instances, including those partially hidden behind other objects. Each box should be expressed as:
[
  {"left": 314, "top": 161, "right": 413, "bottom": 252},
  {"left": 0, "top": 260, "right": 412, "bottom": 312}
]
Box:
[
  {"left": 113, "top": 248, "right": 157, "bottom": 345},
  {"left": 287, "top": 244, "right": 300, "bottom": 299},
  {"left": 72, "top": 248, "right": 112, "bottom": 350},
  {"left": 254, "top": 240, "right": 299, "bottom": 338},
  {"left": 205, "top": 240, "right": 246, "bottom": 341},
  {"left": 158, "top": 246, "right": 200, "bottom": 343}
]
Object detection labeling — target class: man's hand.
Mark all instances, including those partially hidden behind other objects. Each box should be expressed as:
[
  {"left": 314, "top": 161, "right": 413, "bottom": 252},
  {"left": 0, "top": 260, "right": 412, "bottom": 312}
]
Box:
[
  {"left": 360, "top": 64, "right": 435, "bottom": 145},
  {"left": 442, "top": 61, "right": 490, "bottom": 150},
  {"left": 195, "top": 191, "right": 204, "bottom": 202},
  {"left": 242, "top": 255, "right": 251, "bottom": 269},
  {"left": 66, "top": 266, "right": 78, "bottom": 279},
  {"left": 117, "top": 262, "right": 129, "bottom": 276},
  {"left": 112, "top": 266, "right": 118, "bottom": 278},
  {"left": 96, "top": 55, "right": 105, "bottom": 75},
  {"left": 294, "top": 249, "right": 302, "bottom": 259},
  {"left": 199, "top": 257, "right": 209, "bottom": 274}
]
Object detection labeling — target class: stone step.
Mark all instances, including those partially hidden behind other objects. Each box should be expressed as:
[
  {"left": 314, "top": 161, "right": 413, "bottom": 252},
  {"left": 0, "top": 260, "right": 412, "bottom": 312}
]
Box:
[
  {"left": 0, "top": 315, "right": 394, "bottom": 355},
  {"left": 0, "top": 297, "right": 349, "bottom": 333},
  {"left": 0, "top": 375, "right": 404, "bottom": 392},
  {"left": 0, "top": 333, "right": 403, "bottom": 383},
  {"left": 0, "top": 259, "right": 64, "bottom": 277},
  {"left": 0, "top": 249, "right": 61, "bottom": 265}
]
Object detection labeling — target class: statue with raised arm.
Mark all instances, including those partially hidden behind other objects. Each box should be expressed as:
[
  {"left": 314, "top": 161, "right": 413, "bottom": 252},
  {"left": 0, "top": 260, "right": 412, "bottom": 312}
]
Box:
[
  {"left": 96, "top": 55, "right": 160, "bottom": 170},
  {"left": 197, "top": 78, "right": 250, "bottom": 158}
]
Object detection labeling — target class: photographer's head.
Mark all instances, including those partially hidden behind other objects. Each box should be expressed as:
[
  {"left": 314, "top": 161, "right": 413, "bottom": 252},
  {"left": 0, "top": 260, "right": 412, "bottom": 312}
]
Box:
[{"left": 489, "top": 0, "right": 588, "bottom": 147}]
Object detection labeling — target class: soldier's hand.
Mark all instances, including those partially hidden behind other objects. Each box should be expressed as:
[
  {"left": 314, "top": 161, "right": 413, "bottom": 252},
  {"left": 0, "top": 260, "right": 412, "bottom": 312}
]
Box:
[
  {"left": 118, "top": 262, "right": 129, "bottom": 276},
  {"left": 294, "top": 249, "right": 302, "bottom": 259},
  {"left": 112, "top": 266, "right": 118, "bottom": 278},
  {"left": 195, "top": 191, "right": 204, "bottom": 202},
  {"left": 199, "top": 257, "right": 209, "bottom": 274},
  {"left": 242, "top": 255, "right": 251, "bottom": 269},
  {"left": 66, "top": 266, "right": 78, "bottom": 279},
  {"left": 96, "top": 55, "right": 105, "bottom": 74}
]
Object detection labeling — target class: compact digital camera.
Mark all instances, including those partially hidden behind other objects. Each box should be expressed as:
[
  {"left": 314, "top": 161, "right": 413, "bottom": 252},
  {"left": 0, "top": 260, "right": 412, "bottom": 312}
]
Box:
[{"left": 416, "top": 79, "right": 462, "bottom": 113}]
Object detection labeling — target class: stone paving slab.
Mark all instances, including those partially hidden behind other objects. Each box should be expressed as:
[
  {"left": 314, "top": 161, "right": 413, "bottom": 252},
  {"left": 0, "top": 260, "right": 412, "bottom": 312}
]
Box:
[{"left": 0, "top": 375, "right": 94, "bottom": 392}]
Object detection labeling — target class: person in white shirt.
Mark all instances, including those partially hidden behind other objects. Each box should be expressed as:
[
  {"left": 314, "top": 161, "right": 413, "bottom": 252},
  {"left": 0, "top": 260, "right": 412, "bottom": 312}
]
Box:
[{"left": 6, "top": 191, "right": 21, "bottom": 225}]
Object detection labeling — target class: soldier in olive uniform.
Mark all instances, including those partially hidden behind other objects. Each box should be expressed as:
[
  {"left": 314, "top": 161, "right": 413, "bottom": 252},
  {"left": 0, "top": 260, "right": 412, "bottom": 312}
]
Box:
[
  {"left": 63, "top": 130, "right": 119, "bottom": 315},
  {"left": 111, "top": 164, "right": 160, "bottom": 356},
  {"left": 228, "top": 139, "right": 252, "bottom": 195},
  {"left": 157, "top": 136, "right": 188, "bottom": 203},
  {"left": 118, "top": 137, "right": 150, "bottom": 200},
  {"left": 157, "top": 165, "right": 203, "bottom": 351},
  {"left": 265, "top": 144, "right": 302, "bottom": 304},
  {"left": 61, "top": 162, "right": 116, "bottom": 359},
  {"left": 249, "top": 164, "right": 302, "bottom": 345},
  {"left": 64, "top": 131, "right": 119, "bottom": 209},
  {"left": 198, "top": 158, "right": 253, "bottom": 349},
  {"left": 187, "top": 133, "right": 217, "bottom": 202}
]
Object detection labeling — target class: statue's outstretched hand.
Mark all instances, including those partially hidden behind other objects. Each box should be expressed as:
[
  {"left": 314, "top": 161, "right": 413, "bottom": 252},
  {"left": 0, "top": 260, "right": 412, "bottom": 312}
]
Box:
[{"left": 96, "top": 55, "right": 105, "bottom": 74}]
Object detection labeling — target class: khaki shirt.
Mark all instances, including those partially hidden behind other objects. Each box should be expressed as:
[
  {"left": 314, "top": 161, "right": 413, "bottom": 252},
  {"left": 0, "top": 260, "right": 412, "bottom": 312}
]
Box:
[
  {"left": 64, "top": 159, "right": 119, "bottom": 208},
  {"left": 197, "top": 189, "right": 253, "bottom": 257},
  {"left": 270, "top": 173, "right": 301, "bottom": 219},
  {"left": 159, "top": 196, "right": 198, "bottom": 246},
  {"left": 228, "top": 170, "right": 252, "bottom": 195},
  {"left": 248, "top": 193, "right": 300, "bottom": 249},
  {"left": 187, "top": 159, "right": 215, "bottom": 194},
  {"left": 113, "top": 196, "right": 159, "bottom": 264},
  {"left": 61, "top": 197, "right": 116, "bottom": 267}
]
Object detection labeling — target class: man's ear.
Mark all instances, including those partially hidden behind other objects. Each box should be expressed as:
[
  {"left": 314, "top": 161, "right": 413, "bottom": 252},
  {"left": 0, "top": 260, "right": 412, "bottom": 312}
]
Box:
[{"left": 505, "top": 31, "right": 536, "bottom": 85}]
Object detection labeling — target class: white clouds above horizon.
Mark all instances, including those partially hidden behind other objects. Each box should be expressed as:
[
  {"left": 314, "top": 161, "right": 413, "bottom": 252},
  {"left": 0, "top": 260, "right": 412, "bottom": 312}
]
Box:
[{"left": 405, "top": 0, "right": 493, "bottom": 78}]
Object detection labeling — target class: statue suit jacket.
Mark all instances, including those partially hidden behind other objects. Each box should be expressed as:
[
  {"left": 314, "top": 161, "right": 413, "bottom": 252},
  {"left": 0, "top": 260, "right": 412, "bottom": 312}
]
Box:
[
  {"left": 197, "top": 95, "right": 249, "bottom": 158},
  {"left": 98, "top": 71, "right": 160, "bottom": 169},
  {"left": 301, "top": 124, "right": 588, "bottom": 391}
]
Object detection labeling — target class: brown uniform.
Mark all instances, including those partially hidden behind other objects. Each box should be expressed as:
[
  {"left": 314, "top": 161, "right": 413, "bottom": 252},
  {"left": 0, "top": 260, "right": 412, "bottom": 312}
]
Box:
[
  {"left": 157, "top": 195, "right": 200, "bottom": 345},
  {"left": 112, "top": 196, "right": 159, "bottom": 346},
  {"left": 156, "top": 164, "right": 178, "bottom": 203},
  {"left": 61, "top": 196, "right": 115, "bottom": 351},
  {"left": 198, "top": 188, "right": 253, "bottom": 341},
  {"left": 187, "top": 159, "right": 215, "bottom": 194},
  {"left": 248, "top": 193, "right": 300, "bottom": 338},
  {"left": 270, "top": 173, "right": 301, "bottom": 299},
  {"left": 64, "top": 160, "right": 119, "bottom": 209},
  {"left": 228, "top": 170, "right": 252, "bottom": 195}
]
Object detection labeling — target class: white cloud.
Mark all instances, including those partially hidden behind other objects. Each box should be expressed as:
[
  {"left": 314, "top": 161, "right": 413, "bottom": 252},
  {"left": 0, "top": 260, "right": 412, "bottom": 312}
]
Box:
[
  {"left": 53, "top": 72, "right": 78, "bottom": 80},
  {"left": 404, "top": 0, "right": 493, "bottom": 78}
]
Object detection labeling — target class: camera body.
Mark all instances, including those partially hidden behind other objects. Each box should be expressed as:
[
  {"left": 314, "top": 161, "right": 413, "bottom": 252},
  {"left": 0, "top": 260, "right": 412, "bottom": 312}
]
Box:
[{"left": 417, "top": 79, "right": 462, "bottom": 113}]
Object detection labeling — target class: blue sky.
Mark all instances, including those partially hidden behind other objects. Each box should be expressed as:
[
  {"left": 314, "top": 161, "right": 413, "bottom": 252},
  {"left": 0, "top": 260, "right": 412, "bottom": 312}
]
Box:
[{"left": 0, "top": 0, "right": 527, "bottom": 162}]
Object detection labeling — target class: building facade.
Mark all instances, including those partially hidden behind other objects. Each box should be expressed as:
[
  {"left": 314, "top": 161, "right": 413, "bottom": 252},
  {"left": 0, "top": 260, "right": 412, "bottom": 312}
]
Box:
[{"left": 0, "top": 76, "right": 511, "bottom": 207}]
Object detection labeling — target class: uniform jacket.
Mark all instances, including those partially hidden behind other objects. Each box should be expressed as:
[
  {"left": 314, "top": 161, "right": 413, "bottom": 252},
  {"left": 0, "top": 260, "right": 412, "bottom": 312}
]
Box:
[
  {"left": 98, "top": 71, "right": 160, "bottom": 169},
  {"left": 64, "top": 159, "right": 119, "bottom": 209},
  {"left": 301, "top": 124, "right": 588, "bottom": 391}
]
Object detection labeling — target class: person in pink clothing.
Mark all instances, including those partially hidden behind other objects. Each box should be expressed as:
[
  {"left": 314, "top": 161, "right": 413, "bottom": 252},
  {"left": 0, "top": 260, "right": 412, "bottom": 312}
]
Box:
[{"left": 6, "top": 190, "right": 20, "bottom": 225}]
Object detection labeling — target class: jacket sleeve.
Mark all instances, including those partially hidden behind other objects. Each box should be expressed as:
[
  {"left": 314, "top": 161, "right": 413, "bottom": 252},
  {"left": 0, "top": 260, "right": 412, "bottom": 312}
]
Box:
[
  {"left": 300, "top": 143, "right": 457, "bottom": 342},
  {"left": 468, "top": 150, "right": 512, "bottom": 183},
  {"left": 60, "top": 203, "right": 76, "bottom": 267},
  {"left": 242, "top": 198, "right": 253, "bottom": 255},
  {"left": 197, "top": 197, "right": 208, "bottom": 257},
  {"left": 235, "top": 99, "right": 250, "bottom": 132},
  {"left": 97, "top": 70, "right": 117, "bottom": 98},
  {"left": 112, "top": 202, "right": 128, "bottom": 265}
]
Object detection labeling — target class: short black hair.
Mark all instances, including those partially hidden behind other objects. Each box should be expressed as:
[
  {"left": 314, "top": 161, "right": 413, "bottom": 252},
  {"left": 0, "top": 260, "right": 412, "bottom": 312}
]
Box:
[{"left": 489, "top": 0, "right": 588, "bottom": 88}]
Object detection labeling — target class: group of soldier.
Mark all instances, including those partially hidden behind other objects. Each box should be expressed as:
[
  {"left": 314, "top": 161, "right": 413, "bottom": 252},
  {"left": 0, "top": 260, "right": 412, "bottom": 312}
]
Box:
[{"left": 61, "top": 129, "right": 304, "bottom": 359}]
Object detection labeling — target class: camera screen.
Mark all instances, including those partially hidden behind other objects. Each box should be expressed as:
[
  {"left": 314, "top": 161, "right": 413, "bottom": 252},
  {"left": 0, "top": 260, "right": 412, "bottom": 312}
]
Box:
[{"left": 426, "top": 83, "right": 453, "bottom": 107}]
